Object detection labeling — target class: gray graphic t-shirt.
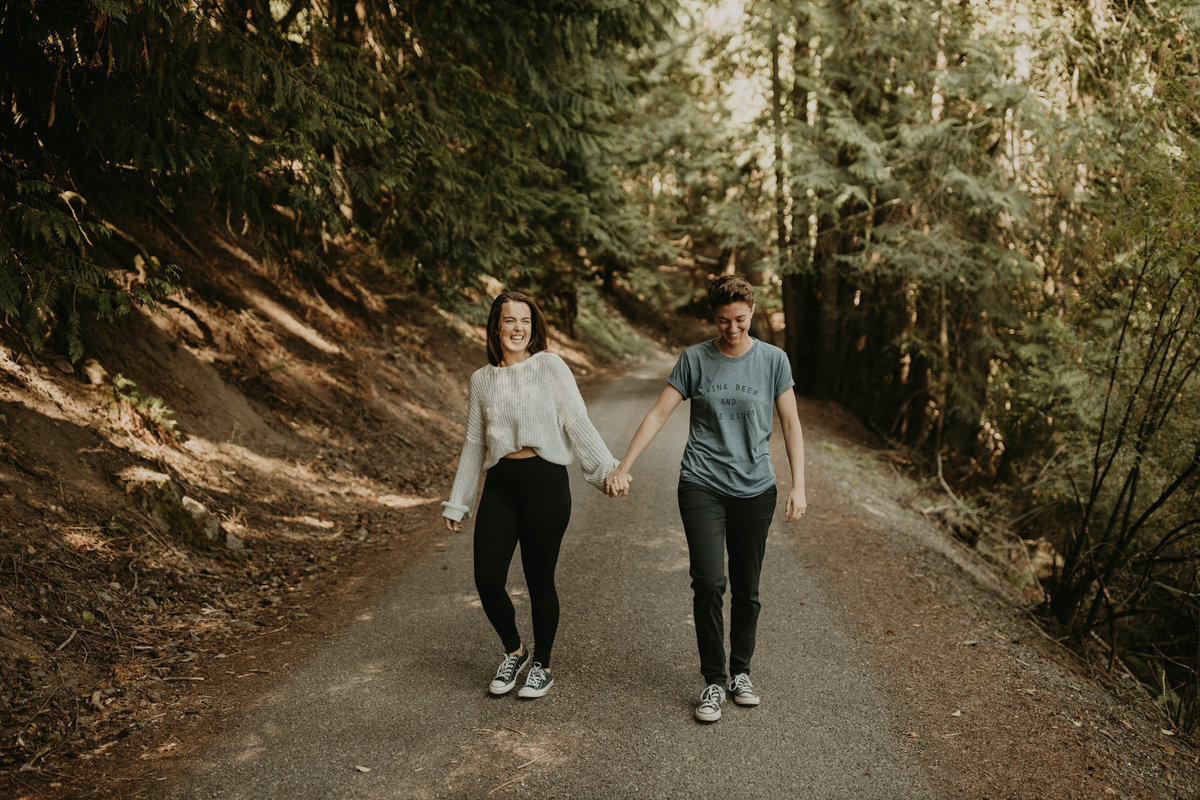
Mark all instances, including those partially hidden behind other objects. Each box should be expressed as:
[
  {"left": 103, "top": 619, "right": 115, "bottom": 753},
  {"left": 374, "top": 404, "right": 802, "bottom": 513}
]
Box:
[{"left": 667, "top": 338, "right": 795, "bottom": 497}]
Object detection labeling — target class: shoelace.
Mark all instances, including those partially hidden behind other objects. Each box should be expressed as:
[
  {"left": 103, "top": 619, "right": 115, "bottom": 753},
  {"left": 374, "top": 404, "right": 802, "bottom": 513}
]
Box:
[
  {"left": 729, "top": 674, "right": 754, "bottom": 695},
  {"left": 699, "top": 684, "right": 724, "bottom": 708},
  {"left": 495, "top": 654, "right": 520, "bottom": 681},
  {"left": 525, "top": 663, "right": 546, "bottom": 687}
]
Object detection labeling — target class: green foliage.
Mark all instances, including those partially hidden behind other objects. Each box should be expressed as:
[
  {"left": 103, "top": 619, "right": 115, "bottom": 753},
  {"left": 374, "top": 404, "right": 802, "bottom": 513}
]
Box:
[
  {"left": 448, "top": 295, "right": 493, "bottom": 329},
  {"left": 1, "top": 165, "right": 129, "bottom": 361},
  {"left": 1, "top": 0, "right": 374, "bottom": 355},
  {"left": 646, "top": 0, "right": 1200, "bottom": 730},
  {"left": 110, "top": 373, "right": 181, "bottom": 441},
  {"left": 1007, "top": 125, "right": 1200, "bottom": 727},
  {"left": 573, "top": 283, "right": 653, "bottom": 360},
  {"left": 734, "top": 0, "right": 1034, "bottom": 458},
  {"left": 352, "top": 0, "right": 679, "bottom": 295},
  {"left": 982, "top": 0, "right": 1200, "bottom": 730},
  {"left": 2, "top": 0, "right": 681, "bottom": 351},
  {"left": 600, "top": 9, "right": 778, "bottom": 281},
  {"left": 619, "top": 267, "right": 690, "bottom": 316}
]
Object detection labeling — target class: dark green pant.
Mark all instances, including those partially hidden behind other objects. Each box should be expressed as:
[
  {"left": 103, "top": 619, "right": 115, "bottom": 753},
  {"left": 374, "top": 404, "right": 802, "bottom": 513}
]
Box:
[{"left": 678, "top": 479, "right": 776, "bottom": 686}]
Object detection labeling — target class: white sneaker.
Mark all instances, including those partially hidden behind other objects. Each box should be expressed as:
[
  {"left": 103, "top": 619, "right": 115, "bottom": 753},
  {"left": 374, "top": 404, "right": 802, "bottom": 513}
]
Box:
[
  {"left": 728, "top": 673, "right": 760, "bottom": 706},
  {"left": 488, "top": 648, "right": 530, "bottom": 695},
  {"left": 695, "top": 683, "right": 725, "bottom": 722}
]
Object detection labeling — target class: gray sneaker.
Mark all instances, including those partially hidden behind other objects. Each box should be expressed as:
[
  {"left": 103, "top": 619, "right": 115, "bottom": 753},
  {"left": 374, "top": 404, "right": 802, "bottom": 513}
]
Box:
[
  {"left": 517, "top": 662, "right": 554, "bottom": 698},
  {"left": 728, "top": 673, "right": 760, "bottom": 706},
  {"left": 488, "top": 648, "right": 530, "bottom": 695},
  {"left": 695, "top": 683, "right": 725, "bottom": 722}
]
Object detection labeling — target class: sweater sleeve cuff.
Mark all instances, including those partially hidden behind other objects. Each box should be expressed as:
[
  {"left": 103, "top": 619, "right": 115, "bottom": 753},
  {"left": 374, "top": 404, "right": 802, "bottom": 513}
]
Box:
[
  {"left": 441, "top": 501, "right": 471, "bottom": 522},
  {"left": 583, "top": 457, "right": 619, "bottom": 492}
]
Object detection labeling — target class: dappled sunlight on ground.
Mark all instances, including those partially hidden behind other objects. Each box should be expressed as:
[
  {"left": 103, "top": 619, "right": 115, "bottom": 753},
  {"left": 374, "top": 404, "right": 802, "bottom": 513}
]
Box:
[
  {"left": 168, "top": 433, "right": 435, "bottom": 536},
  {"left": 323, "top": 661, "right": 388, "bottom": 697},
  {"left": 0, "top": 228, "right": 486, "bottom": 788},
  {"left": 241, "top": 289, "right": 342, "bottom": 356}
]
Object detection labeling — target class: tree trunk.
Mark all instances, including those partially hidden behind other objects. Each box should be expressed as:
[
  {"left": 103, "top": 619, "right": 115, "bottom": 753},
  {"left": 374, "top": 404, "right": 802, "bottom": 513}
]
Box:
[
  {"left": 778, "top": 18, "right": 829, "bottom": 394},
  {"left": 813, "top": 233, "right": 840, "bottom": 399},
  {"left": 770, "top": 28, "right": 789, "bottom": 270},
  {"left": 786, "top": 27, "right": 819, "bottom": 392},
  {"left": 929, "top": 0, "right": 949, "bottom": 452}
]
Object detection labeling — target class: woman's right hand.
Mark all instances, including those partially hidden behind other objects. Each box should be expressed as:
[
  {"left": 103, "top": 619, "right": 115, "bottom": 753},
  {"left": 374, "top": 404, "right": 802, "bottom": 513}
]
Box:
[
  {"left": 605, "top": 467, "right": 632, "bottom": 498},
  {"left": 445, "top": 517, "right": 463, "bottom": 532}
]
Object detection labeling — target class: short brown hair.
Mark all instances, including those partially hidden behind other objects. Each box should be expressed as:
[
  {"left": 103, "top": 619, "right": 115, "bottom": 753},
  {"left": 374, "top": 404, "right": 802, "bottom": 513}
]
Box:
[
  {"left": 708, "top": 275, "right": 756, "bottom": 311},
  {"left": 486, "top": 291, "right": 550, "bottom": 366}
]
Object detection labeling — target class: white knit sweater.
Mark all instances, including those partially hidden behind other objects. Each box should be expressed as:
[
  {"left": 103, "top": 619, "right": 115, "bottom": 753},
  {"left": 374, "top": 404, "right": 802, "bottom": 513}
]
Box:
[{"left": 441, "top": 351, "right": 618, "bottom": 521}]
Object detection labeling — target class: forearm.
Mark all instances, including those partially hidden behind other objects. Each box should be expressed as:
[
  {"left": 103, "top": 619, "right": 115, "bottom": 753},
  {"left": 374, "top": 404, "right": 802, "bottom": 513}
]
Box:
[
  {"left": 605, "top": 385, "right": 682, "bottom": 499},
  {"left": 617, "top": 411, "right": 669, "bottom": 471},
  {"left": 444, "top": 437, "right": 485, "bottom": 520},
  {"left": 783, "top": 424, "right": 806, "bottom": 494},
  {"left": 564, "top": 414, "right": 619, "bottom": 491},
  {"left": 774, "top": 389, "right": 806, "bottom": 497}
]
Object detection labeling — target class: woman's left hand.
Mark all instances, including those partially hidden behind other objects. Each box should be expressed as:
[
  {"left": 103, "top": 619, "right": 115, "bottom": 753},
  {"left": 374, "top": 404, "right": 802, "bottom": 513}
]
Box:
[
  {"left": 784, "top": 488, "right": 807, "bottom": 522},
  {"left": 605, "top": 466, "right": 632, "bottom": 498}
]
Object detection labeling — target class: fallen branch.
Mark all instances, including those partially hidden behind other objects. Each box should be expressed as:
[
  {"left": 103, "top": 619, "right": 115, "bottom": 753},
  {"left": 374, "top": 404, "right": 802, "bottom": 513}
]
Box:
[
  {"left": 515, "top": 753, "right": 550, "bottom": 770},
  {"left": 20, "top": 707, "right": 80, "bottom": 772},
  {"left": 487, "top": 752, "right": 550, "bottom": 795},
  {"left": 487, "top": 775, "right": 524, "bottom": 796},
  {"left": 54, "top": 629, "right": 78, "bottom": 652}
]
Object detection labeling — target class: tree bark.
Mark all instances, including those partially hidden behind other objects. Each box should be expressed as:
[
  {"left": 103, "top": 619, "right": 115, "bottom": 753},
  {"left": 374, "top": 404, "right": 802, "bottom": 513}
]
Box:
[
  {"left": 786, "top": 26, "right": 819, "bottom": 392},
  {"left": 770, "top": 27, "right": 789, "bottom": 268}
]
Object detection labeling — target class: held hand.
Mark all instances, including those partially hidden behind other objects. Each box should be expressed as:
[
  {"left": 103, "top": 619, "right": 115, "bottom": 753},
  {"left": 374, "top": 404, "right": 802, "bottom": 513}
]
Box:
[
  {"left": 784, "top": 488, "right": 807, "bottom": 523},
  {"left": 445, "top": 517, "right": 463, "bottom": 532},
  {"left": 605, "top": 468, "right": 632, "bottom": 498}
]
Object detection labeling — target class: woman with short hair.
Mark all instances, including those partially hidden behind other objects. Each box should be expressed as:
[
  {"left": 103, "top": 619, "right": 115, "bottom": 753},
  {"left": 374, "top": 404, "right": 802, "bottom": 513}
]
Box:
[{"left": 606, "top": 275, "right": 807, "bottom": 722}]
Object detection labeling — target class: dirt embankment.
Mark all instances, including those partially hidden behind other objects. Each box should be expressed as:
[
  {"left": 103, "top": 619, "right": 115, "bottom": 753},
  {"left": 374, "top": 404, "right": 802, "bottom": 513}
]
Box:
[{"left": 0, "top": 210, "right": 643, "bottom": 798}]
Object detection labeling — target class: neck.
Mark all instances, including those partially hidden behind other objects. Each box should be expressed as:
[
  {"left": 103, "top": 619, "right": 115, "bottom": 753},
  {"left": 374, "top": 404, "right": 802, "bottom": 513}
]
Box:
[
  {"left": 716, "top": 337, "right": 752, "bottom": 357},
  {"left": 500, "top": 350, "right": 531, "bottom": 367}
]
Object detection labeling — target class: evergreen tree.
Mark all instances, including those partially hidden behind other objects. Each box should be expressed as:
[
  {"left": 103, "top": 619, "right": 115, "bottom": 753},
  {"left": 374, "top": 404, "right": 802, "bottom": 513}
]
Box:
[
  {"left": 990, "top": 0, "right": 1200, "bottom": 727},
  {"left": 0, "top": 1, "right": 679, "bottom": 354},
  {"left": 748, "top": 0, "right": 1028, "bottom": 461}
]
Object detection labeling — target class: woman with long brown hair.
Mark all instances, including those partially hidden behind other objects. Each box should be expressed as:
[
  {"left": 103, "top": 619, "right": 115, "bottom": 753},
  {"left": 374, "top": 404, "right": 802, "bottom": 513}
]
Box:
[{"left": 443, "top": 291, "right": 623, "bottom": 698}]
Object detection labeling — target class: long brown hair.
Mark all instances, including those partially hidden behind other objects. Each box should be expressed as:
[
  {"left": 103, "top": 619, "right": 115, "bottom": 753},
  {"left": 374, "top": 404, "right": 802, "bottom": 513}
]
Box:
[{"left": 486, "top": 291, "right": 550, "bottom": 366}]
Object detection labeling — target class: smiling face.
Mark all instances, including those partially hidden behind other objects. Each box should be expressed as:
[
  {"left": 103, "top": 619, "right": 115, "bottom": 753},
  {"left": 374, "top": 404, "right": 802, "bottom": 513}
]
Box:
[
  {"left": 713, "top": 301, "right": 754, "bottom": 353},
  {"left": 485, "top": 291, "right": 548, "bottom": 366},
  {"left": 497, "top": 300, "right": 533, "bottom": 363}
]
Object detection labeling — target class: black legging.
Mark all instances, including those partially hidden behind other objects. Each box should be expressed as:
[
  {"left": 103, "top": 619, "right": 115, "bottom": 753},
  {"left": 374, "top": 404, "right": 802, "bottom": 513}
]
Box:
[{"left": 473, "top": 456, "right": 572, "bottom": 667}]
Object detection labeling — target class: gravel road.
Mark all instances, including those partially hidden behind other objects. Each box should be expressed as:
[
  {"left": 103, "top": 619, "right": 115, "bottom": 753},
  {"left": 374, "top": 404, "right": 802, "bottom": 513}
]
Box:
[{"left": 162, "top": 360, "right": 932, "bottom": 799}]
